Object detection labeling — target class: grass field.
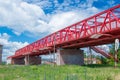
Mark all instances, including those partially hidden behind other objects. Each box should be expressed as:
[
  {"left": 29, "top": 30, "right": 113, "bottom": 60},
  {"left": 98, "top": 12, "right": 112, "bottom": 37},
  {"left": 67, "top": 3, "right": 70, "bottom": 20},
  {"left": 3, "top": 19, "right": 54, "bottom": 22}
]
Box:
[{"left": 0, "top": 64, "right": 120, "bottom": 80}]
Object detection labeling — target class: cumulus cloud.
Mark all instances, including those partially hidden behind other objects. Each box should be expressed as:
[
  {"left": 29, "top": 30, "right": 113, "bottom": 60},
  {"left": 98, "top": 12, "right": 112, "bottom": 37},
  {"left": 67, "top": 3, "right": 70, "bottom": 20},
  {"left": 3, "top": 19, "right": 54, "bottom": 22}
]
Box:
[
  {"left": 0, "top": 0, "right": 101, "bottom": 37},
  {"left": 97, "top": 45, "right": 110, "bottom": 53},
  {"left": 49, "top": 7, "right": 100, "bottom": 32},
  {"left": 0, "top": 0, "right": 47, "bottom": 36},
  {"left": 0, "top": 33, "right": 29, "bottom": 61}
]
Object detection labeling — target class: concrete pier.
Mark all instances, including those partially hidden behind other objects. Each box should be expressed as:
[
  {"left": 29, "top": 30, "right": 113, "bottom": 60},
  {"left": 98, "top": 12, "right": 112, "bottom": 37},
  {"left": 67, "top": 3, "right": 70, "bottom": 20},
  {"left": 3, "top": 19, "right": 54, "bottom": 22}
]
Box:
[
  {"left": 11, "top": 58, "right": 25, "bottom": 65},
  {"left": 24, "top": 56, "right": 41, "bottom": 65},
  {"left": 56, "top": 49, "right": 84, "bottom": 65}
]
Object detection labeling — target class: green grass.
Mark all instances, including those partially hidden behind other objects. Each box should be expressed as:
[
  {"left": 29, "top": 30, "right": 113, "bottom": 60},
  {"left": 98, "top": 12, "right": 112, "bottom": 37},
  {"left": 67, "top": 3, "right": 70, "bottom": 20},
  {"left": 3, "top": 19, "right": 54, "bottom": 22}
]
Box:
[{"left": 0, "top": 64, "right": 120, "bottom": 80}]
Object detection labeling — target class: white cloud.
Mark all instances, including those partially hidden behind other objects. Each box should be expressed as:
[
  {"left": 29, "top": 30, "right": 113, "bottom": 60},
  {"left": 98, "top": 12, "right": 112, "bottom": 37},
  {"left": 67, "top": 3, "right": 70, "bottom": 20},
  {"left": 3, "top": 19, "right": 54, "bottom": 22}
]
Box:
[
  {"left": 98, "top": 45, "right": 110, "bottom": 53},
  {"left": 49, "top": 7, "right": 100, "bottom": 32},
  {"left": 23, "top": 0, "right": 53, "bottom": 9},
  {"left": 0, "top": 0, "right": 47, "bottom": 36},
  {"left": 0, "top": 33, "right": 29, "bottom": 61},
  {"left": 0, "top": 0, "right": 101, "bottom": 37}
]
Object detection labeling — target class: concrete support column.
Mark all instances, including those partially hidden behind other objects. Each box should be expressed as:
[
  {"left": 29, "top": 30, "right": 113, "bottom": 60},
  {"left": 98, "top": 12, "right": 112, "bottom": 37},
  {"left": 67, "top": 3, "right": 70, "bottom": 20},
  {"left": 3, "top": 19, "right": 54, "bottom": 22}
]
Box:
[
  {"left": 24, "top": 56, "right": 41, "bottom": 65},
  {"left": 24, "top": 55, "right": 29, "bottom": 65},
  {"left": 11, "top": 58, "right": 25, "bottom": 65},
  {"left": 56, "top": 49, "right": 84, "bottom": 65},
  {"left": 0, "top": 45, "right": 3, "bottom": 64}
]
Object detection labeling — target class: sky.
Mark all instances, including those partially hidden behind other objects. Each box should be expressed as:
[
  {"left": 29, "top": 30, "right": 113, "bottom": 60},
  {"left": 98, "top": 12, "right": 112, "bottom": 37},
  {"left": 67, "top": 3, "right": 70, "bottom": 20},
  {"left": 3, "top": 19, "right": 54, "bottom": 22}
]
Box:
[{"left": 0, "top": 0, "right": 119, "bottom": 61}]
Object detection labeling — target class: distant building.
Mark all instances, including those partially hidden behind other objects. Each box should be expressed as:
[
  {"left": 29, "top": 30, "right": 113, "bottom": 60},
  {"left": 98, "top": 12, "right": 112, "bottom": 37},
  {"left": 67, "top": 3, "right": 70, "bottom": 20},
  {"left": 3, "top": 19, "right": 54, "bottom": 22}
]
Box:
[
  {"left": 84, "top": 58, "right": 102, "bottom": 64},
  {"left": 0, "top": 45, "right": 3, "bottom": 64}
]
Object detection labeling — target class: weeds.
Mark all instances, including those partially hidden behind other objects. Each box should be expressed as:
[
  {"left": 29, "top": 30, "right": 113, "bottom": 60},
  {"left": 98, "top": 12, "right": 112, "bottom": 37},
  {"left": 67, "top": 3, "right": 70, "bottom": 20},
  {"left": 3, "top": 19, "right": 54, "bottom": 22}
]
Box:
[{"left": 0, "top": 64, "right": 120, "bottom": 80}]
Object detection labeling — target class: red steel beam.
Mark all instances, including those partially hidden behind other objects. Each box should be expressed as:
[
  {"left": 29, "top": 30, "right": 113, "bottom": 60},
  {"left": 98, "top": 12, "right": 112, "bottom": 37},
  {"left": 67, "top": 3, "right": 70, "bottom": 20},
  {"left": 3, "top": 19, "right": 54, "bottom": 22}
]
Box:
[
  {"left": 91, "top": 46, "right": 112, "bottom": 58},
  {"left": 8, "top": 4, "right": 120, "bottom": 59}
]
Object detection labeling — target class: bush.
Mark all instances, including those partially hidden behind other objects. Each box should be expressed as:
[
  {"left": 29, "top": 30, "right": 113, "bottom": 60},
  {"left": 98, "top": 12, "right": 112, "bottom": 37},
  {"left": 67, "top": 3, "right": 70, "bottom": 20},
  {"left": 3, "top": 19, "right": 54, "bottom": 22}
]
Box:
[
  {"left": 101, "top": 57, "right": 108, "bottom": 64},
  {"left": 1, "top": 62, "right": 6, "bottom": 65}
]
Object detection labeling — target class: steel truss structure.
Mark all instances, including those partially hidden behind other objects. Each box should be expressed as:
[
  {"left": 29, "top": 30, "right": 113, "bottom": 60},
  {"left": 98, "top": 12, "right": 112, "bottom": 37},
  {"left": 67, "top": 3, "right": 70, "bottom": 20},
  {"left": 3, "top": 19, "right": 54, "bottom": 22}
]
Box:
[{"left": 8, "top": 5, "right": 120, "bottom": 59}]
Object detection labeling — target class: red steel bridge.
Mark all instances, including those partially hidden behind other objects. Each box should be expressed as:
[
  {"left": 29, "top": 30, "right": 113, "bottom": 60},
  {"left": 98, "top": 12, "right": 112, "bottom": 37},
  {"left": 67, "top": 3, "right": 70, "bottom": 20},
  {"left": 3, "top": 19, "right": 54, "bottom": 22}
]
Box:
[{"left": 8, "top": 5, "right": 120, "bottom": 60}]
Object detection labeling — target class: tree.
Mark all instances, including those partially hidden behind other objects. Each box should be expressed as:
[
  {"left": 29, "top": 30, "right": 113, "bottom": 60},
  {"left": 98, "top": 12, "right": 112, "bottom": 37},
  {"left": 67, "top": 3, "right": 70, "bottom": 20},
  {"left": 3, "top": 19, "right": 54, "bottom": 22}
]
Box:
[
  {"left": 117, "top": 49, "right": 120, "bottom": 62},
  {"left": 109, "top": 44, "right": 120, "bottom": 63}
]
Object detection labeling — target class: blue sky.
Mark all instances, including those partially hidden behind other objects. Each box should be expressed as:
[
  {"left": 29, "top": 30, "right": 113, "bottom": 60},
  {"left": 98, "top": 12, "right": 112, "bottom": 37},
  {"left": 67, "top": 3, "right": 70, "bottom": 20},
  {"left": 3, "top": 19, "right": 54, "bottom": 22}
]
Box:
[{"left": 0, "top": 0, "right": 119, "bottom": 61}]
